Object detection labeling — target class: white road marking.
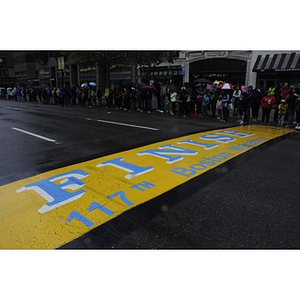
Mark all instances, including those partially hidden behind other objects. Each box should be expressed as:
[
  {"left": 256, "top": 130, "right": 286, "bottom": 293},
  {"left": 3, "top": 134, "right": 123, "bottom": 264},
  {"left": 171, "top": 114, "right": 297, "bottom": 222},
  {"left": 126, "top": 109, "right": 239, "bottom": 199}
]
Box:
[
  {"left": 1, "top": 106, "right": 23, "bottom": 111},
  {"left": 12, "top": 127, "right": 59, "bottom": 143},
  {"left": 85, "top": 118, "right": 159, "bottom": 131}
]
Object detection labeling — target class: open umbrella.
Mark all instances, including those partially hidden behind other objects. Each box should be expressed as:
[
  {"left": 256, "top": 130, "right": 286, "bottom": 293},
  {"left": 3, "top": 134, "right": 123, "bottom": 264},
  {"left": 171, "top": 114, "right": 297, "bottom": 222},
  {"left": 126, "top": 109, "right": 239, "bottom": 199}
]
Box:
[
  {"left": 193, "top": 78, "right": 212, "bottom": 84},
  {"left": 89, "top": 82, "right": 97, "bottom": 86},
  {"left": 141, "top": 85, "right": 155, "bottom": 89},
  {"left": 218, "top": 83, "right": 234, "bottom": 90},
  {"left": 81, "top": 83, "right": 88, "bottom": 87}
]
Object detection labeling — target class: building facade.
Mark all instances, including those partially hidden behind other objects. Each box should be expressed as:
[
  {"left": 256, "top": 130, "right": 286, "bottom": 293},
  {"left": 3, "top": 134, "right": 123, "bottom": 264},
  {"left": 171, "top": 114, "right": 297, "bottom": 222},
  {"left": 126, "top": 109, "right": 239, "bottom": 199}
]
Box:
[
  {"left": 9, "top": 51, "right": 300, "bottom": 90},
  {"left": 0, "top": 52, "right": 16, "bottom": 87},
  {"left": 251, "top": 51, "right": 300, "bottom": 88},
  {"left": 180, "top": 50, "right": 253, "bottom": 86}
]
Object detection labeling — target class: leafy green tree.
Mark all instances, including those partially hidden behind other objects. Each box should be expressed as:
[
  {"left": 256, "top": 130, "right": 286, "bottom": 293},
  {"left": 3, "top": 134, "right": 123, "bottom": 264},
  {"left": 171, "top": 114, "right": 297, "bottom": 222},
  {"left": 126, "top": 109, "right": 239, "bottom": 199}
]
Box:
[{"left": 64, "top": 51, "right": 179, "bottom": 88}]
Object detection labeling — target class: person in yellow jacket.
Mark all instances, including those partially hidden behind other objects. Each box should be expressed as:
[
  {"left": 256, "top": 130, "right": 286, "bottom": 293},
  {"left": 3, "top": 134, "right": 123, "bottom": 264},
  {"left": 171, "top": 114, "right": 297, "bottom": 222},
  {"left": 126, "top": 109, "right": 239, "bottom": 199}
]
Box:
[
  {"left": 278, "top": 99, "right": 288, "bottom": 127},
  {"left": 104, "top": 87, "right": 110, "bottom": 107}
]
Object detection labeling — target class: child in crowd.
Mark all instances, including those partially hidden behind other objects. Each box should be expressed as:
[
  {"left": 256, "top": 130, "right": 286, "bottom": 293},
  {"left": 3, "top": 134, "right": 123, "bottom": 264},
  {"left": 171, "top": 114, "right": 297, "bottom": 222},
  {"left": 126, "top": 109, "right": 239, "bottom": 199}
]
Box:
[
  {"left": 216, "top": 96, "right": 223, "bottom": 119},
  {"left": 277, "top": 99, "right": 288, "bottom": 127},
  {"left": 202, "top": 92, "right": 210, "bottom": 118}
]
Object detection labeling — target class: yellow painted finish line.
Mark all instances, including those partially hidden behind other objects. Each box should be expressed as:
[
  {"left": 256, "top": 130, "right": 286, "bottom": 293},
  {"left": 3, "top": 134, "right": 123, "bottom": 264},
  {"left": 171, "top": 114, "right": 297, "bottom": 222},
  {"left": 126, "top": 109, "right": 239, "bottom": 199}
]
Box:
[{"left": 0, "top": 125, "right": 294, "bottom": 249}]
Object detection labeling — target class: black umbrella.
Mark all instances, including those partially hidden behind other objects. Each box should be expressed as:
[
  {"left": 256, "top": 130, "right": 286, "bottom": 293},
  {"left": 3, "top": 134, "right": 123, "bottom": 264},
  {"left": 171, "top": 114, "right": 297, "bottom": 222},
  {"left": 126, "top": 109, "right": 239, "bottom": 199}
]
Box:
[{"left": 193, "top": 78, "right": 212, "bottom": 84}]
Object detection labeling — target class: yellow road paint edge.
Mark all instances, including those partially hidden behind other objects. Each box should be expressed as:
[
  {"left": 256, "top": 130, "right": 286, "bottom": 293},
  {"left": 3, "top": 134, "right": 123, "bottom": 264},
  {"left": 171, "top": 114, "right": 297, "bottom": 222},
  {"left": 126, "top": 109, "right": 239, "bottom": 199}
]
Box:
[{"left": 0, "top": 125, "right": 294, "bottom": 249}]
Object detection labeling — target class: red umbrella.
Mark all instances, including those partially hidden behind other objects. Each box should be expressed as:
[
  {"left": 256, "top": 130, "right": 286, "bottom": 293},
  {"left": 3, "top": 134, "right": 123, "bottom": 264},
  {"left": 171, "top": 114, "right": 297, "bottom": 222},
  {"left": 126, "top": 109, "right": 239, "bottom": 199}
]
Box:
[
  {"left": 141, "top": 85, "right": 156, "bottom": 89},
  {"left": 217, "top": 83, "right": 234, "bottom": 90}
]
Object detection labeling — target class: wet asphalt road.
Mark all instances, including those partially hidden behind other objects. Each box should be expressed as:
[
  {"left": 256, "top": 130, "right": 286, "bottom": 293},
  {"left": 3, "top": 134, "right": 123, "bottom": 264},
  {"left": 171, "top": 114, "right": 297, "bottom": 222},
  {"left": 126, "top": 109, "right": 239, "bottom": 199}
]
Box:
[
  {"left": 0, "top": 100, "right": 231, "bottom": 184},
  {"left": 1, "top": 99, "right": 299, "bottom": 249}
]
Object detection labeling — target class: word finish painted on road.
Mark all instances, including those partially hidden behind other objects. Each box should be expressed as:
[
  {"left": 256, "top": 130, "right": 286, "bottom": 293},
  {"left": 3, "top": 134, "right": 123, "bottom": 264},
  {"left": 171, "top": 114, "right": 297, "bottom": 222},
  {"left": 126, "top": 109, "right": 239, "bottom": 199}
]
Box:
[{"left": 0, "top": 125, "right": 294, "bottom": 249}]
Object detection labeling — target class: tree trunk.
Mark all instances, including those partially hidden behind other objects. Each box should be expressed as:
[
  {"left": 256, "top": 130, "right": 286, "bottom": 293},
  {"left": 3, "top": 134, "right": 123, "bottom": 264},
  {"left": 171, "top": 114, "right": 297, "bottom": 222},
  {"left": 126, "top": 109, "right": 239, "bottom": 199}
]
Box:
[{"left": 97, "top": 61, "right": 109, "bottom": 91}]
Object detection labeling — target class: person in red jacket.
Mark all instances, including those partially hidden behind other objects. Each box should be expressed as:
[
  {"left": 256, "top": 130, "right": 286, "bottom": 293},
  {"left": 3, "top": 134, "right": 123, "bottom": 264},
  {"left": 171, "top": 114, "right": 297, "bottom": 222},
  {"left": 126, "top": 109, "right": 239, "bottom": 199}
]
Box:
[{"left": 261, "top": 91, "right": 276, "bottom": 123}]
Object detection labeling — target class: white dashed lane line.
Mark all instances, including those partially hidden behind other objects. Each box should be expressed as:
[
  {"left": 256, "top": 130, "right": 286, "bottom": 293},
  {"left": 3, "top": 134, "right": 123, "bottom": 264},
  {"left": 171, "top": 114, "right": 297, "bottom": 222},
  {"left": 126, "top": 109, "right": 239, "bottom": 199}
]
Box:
[
  {"left": 85, "top": 118, "right": 160, "bottom": 131},
  {"left": 12, "top": 127, "right": 61, "bottom": 144}
]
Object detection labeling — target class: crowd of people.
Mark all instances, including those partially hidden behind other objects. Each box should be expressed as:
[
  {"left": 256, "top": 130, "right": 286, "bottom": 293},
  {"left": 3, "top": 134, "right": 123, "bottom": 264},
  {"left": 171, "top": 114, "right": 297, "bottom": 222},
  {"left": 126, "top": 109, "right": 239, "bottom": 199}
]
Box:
[{"left": 1, "top": 81, "right": 300, "bottom": 129}]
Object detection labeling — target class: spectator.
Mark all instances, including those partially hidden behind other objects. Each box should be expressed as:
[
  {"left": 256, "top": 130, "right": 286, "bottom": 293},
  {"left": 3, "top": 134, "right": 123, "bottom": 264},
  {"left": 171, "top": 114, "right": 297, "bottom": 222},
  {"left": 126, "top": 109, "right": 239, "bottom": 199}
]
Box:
[
  {"left": 145, "top": 89, "right": 153, "bottom": 113},
  {"left": 115, "top": 87, "right": 123, "bottom": 109},
  {"left": 240, "top": 86, "right": 254, "bottom": 125},
  {"left": 178, "top": 83, "right": 191, "bottom": 117},
  {"left": 280, "top": 82, "right": 290, "bottom": 99},
  {"left": 202, "top": 90, "right": 210, "bottom": 118},
  {"left": 252, "top": 87, "right": 263, "bottom": 122},
  {"left": 196, "top": 86, "right": 204, "bottom": 117},
  {"left": 294, "top": 87, "right": 300, "bottom": 130},
  {"left": 123, "top": 87, "right": 131, "bottom": 111},
  {"left": 231, "top": 86, "right": 241, "bottom": 116},
  {"left": 277, "top": 99, "right": 288, "bottom": 127},
  {"left": 261, "top": 91, "right": 276, "bottom": 123},
  {"left": 286, "top": 87, "right": 297, "bottom": 127},
  {"left": 210, "top": 91, "right": 217, "bottom": 118},
  {"left": 160, "top": 84, "right": 167, "bottom": 112},
  {"left": 104, "top": 87, "right": 110, "bottom": 107},
  {"left": 97, "top": 87, "right": 102, "bottom": 107},
  {"left": 216, "top": 95, "right": 223, "bottom": 119},
  {"left": 170, "top": 90, "right": 177, "bottom": 115},
  {"left": 220, "top": 90, "right": 230, "bottom": 122}
]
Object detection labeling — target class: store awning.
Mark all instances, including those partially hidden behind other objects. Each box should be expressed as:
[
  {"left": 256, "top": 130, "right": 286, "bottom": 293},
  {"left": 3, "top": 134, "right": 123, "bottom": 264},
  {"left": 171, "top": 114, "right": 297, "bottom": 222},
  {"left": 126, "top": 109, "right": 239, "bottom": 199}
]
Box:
[{"left": 252, "top": 52, "right": 300, "bottom": 72}]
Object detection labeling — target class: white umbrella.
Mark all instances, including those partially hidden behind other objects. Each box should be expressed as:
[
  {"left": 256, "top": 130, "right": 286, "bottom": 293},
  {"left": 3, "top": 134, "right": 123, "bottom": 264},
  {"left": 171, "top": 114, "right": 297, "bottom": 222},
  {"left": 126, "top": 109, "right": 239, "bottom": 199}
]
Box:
[{"left": 218, "top": 83, "right": 234, "bottom": 90}]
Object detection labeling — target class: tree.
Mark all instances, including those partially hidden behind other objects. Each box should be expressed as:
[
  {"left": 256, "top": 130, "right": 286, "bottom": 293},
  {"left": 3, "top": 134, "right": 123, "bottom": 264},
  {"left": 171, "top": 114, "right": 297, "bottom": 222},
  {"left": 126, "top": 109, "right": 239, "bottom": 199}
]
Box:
[
  {"left": 64, "top": 51, "right": 179, "bottom": 88},
  {"left": 128, "top": 51, "right": 179, "bottom": 83}
]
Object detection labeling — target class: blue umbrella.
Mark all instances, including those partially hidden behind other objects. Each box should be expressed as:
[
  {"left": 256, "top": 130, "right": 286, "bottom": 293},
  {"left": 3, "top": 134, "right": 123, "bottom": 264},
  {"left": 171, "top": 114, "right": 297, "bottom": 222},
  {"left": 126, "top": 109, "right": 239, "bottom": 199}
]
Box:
[{"left": 89, "top": 82, "right": 97, "bottom": 86}]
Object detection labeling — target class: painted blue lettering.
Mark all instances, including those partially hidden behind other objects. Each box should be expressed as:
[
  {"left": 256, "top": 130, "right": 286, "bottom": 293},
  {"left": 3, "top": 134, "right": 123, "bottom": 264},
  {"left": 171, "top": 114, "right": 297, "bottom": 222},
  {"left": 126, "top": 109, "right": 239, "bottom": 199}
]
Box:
[
  {"left": 190, "top": 163, "right": 207, "bottom": 170},
  {"left": 217, "top": 130, "right": 254, "bottom": 138},
  {"left": 200, "top": 134, "right": 235, "bottom": 143},
  {"left": 16, "top": 169, "right": 89, "bottom": 214},
  {"left": 97, "top": 157, "right": 153, "bottom": 179},
  {"left": 67, "top": 211, "right": 94, "bottom": 227},
  {"left": 107, "top": 190, "right": 134, "bottom": 206},
  {"left": 130, "top": 181, "right": 155, "bottom": 191},
  {"left": 170, "top": 167, "right": 197, "bottom": 177},
  {"left": 178, "top": 139, "right": 219, "bottom": 150},
  {"left": 96, "top": 157, "right": 153, "bottom": 179},
  {"left": 88, "top": 201, "right": 114, "bottom": 216},
  {"left": 138, "top": 144, "right": 198, "bottom": 164}
]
